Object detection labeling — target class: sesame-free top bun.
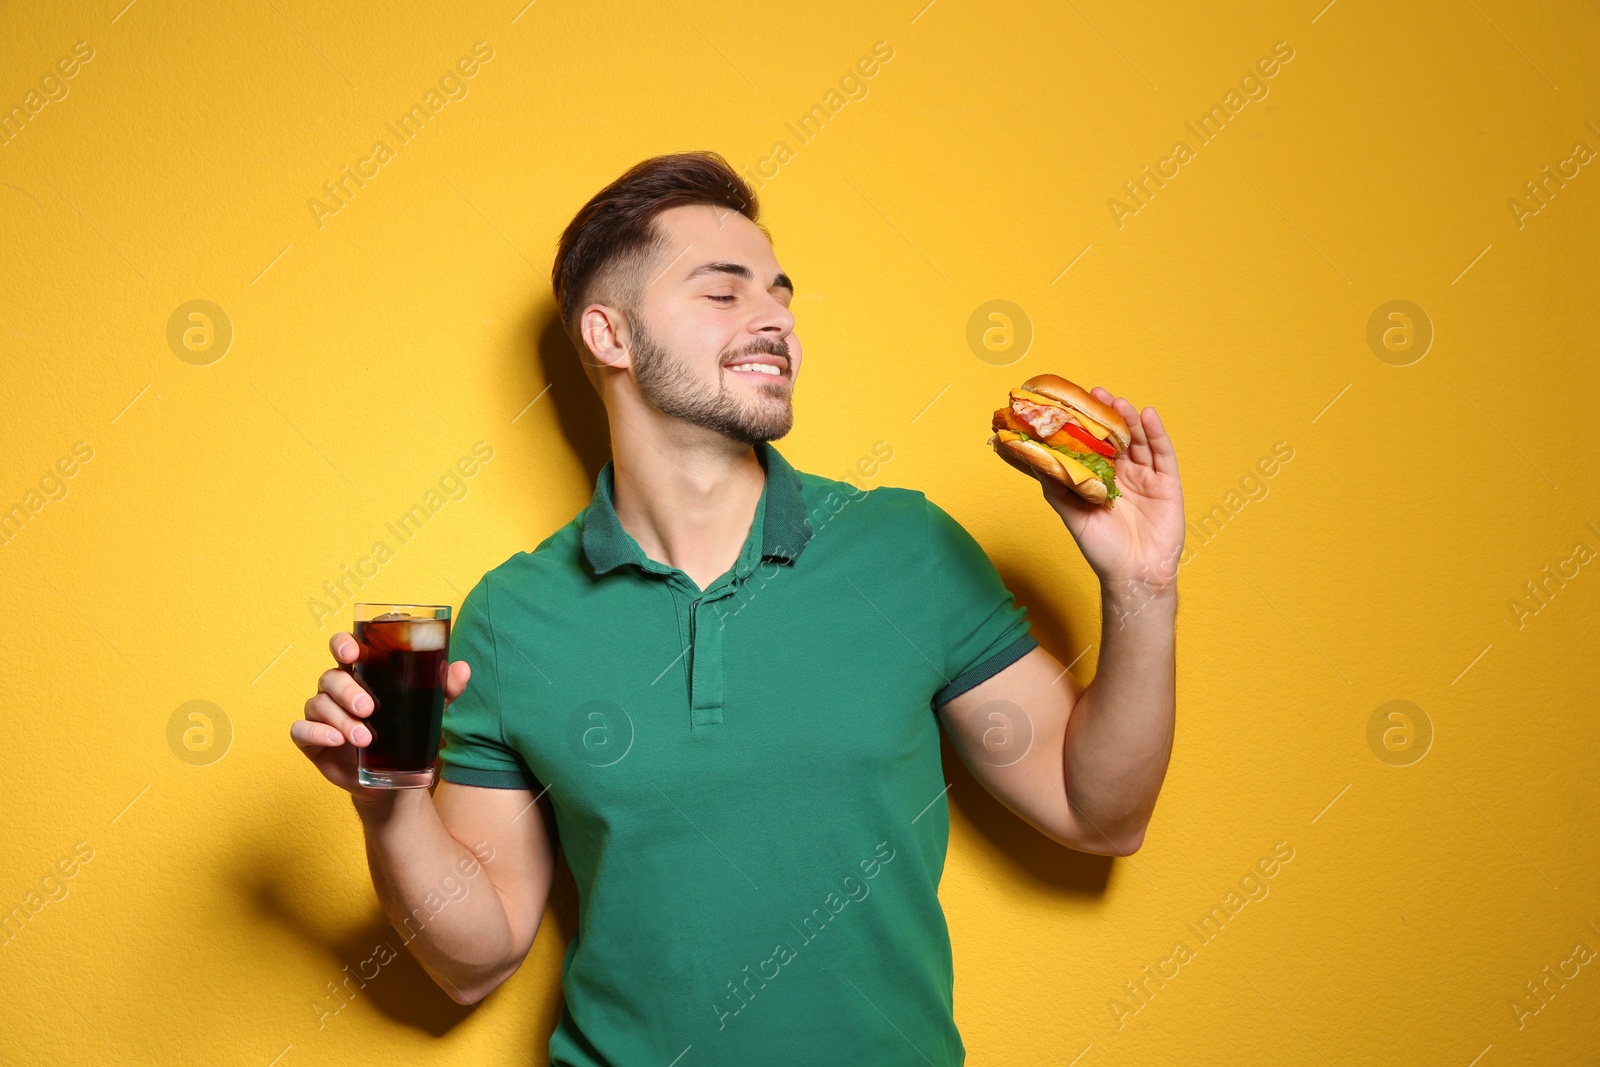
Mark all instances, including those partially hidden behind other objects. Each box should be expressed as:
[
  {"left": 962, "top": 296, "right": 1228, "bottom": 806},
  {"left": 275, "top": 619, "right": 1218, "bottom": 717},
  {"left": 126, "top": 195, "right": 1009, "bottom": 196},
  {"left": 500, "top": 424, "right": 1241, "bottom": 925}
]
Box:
[
  {"left": 989, "top": 433, "right": 1111, "bottom": 504},
  {"left": 1020, "top": 374, "right": 1132, "bottom": 451}
]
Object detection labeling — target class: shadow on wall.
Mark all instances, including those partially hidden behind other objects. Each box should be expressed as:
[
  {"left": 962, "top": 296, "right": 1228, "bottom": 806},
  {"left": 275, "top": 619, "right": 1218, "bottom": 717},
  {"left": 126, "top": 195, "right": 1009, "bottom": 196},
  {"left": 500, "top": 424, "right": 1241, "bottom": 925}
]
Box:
[
  {"left": 224, "top": 819, "right": 578, "bottom": 1049},
  {"left": 524, "top": 304, "right": 611, "bottom": 487},
  {"left": 941, "top": 561, "right": 1114, "bottom": 896}
]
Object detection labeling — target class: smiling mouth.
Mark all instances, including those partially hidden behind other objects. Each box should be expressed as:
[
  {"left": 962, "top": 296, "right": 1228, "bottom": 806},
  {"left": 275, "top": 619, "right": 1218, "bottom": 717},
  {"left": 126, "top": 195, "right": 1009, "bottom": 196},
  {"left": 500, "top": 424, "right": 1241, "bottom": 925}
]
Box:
[{"left": 726, "top": 363, "right": 786, "bottom": 378}]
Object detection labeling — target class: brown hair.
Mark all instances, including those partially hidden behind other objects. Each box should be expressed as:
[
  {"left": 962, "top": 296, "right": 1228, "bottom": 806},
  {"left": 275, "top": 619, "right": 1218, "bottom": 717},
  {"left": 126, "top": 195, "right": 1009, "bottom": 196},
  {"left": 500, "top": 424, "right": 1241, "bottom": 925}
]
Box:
[{"left": 551, "top": 151, "right": 764, "bottom": 391}]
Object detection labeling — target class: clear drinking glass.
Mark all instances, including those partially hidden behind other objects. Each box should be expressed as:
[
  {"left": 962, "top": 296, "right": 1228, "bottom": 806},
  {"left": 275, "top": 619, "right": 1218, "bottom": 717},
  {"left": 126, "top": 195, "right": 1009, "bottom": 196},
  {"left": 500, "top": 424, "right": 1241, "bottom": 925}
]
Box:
[{"left": 346, "top": 603, "right": 452, "bottom": 789}]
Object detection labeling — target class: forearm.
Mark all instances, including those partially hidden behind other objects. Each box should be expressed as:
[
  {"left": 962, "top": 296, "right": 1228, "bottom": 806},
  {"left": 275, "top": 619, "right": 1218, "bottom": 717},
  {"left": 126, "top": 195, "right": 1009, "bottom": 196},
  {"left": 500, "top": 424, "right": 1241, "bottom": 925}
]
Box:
[
  {"left": 352, "top": 790, "right": 517, "bottom": 1000},
  {"left": 1061, "top": 578, "right": 1178, "bottom": 849}
]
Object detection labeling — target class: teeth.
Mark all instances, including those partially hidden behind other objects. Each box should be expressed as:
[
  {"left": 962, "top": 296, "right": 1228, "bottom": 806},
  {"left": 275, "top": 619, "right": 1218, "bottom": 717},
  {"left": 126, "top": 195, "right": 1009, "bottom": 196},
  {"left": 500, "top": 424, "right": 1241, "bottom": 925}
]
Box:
[{"left": 730, "top": 363, "right": 782, "bottom": 375}]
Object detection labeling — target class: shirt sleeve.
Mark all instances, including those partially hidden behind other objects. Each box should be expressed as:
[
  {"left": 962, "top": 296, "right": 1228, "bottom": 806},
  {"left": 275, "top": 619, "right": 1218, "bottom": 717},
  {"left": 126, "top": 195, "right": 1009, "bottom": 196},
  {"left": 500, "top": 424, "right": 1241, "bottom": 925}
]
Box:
[
  {"left": 438, "top": 575, "right": 542, "bottom": 791},
  {"left": 922, "top": 494, "right": 1038, "bottom": 707}
]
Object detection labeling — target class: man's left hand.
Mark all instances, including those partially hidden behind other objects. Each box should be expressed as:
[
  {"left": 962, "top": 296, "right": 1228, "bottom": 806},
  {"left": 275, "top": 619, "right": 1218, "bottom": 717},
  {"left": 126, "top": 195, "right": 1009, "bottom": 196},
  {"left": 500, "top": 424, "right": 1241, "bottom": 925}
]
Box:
[{"left": 1033, "top": 388, "right": 1184, "bottom": 592}]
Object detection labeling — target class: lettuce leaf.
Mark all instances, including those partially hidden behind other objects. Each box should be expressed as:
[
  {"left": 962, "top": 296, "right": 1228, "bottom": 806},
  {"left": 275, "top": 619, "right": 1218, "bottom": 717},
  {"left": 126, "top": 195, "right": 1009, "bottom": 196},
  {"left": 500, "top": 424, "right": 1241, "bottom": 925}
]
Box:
[{"left": 1011, "top": 430, "right": 1121, "bottom": 501}]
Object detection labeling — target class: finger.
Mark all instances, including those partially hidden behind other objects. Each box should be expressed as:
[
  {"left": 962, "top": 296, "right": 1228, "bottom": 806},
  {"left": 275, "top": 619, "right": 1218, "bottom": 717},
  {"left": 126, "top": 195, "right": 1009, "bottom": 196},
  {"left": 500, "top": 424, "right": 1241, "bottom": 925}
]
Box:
[
  {"left": 1141, "top": 405, "right": 1177, "bottom": 476},
  {"left": 1038, "top": 472, "right": 1099, "bottom": 537},
  {"left": 290, "top": 717, "right": 346, "bottom": 751},
  {"left": 444, "top": 660, "right": 471, "bottom": 705},
  {"left": 1090, "top": 386, "right": 1114, "bottom": 405},
  {"left": 1114, "top": 396, "right": 1153, "bottom": 467},
  {"left": 319, "top": 666, "right": 373, "bottom": 717},
  {"left": 329, "top": 631, "right": 360, "bottom": 665},
  {"left": 304, "top": 692, "right": 371, "bottom": 746}
]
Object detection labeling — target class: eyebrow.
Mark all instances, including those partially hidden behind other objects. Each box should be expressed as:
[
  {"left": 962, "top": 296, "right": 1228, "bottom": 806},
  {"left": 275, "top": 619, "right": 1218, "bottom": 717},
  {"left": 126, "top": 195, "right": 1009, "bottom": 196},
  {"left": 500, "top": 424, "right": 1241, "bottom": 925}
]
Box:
[{"left": 684, "top": 260, "right": 794, "bottom": 294}]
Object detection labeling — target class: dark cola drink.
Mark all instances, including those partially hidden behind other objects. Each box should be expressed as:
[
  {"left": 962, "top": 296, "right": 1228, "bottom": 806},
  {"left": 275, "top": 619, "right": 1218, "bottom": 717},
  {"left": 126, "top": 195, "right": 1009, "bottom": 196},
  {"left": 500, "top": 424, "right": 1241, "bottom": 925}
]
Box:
[{"left": 349, "top": 605, "right": 452, "bottom": 788}]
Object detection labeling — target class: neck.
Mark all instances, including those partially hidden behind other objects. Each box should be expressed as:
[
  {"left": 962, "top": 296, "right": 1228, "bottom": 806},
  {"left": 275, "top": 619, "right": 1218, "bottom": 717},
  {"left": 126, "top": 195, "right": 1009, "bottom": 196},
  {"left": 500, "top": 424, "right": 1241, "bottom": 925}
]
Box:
[{"left": 608, "top": 419, "right": 767, "bottom": 593}]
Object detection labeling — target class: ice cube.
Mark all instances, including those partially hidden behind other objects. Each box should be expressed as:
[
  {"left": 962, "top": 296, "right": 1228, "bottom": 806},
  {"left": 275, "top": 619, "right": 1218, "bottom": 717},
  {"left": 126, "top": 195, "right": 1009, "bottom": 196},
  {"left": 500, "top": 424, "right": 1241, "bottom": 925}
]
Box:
[
  {"left": 361, "top": 617, "right": 409, "bottom": 652},
  {"left": 406, "top": 619, "right": 448, "bottom": 651},
  {"left": 374, "top": 611, "right": 413, "bottom": 622}
]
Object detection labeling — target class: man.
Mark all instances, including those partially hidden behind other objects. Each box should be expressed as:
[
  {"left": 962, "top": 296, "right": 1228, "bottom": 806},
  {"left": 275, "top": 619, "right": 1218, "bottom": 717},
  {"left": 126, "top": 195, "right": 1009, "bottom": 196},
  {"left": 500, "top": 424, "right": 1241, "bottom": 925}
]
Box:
[{"left": 292, "top": 150, "right": 1184, "bottom": 1065}]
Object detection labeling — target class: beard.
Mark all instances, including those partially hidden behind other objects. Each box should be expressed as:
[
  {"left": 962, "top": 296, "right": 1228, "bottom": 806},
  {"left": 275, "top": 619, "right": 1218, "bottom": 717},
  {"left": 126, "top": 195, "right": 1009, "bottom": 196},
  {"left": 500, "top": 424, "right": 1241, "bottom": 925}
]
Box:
[{"left": 628, "top": 316, "right": 794, "bottom": 444}]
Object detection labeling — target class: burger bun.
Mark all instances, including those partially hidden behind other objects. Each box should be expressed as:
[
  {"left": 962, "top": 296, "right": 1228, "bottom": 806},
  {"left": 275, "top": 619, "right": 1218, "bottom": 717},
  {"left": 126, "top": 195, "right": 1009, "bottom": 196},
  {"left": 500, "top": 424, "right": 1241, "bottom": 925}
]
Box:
[{"left": 1019, "top": 374, "right": 1132, "bottom": 453}]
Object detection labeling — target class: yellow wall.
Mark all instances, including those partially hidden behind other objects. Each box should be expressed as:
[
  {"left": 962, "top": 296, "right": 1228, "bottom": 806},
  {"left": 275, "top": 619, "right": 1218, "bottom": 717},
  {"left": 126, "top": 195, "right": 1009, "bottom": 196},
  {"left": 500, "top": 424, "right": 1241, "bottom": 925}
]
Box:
[{"left": 3, "top": 0, "right": 1596, "bottom": 1063}]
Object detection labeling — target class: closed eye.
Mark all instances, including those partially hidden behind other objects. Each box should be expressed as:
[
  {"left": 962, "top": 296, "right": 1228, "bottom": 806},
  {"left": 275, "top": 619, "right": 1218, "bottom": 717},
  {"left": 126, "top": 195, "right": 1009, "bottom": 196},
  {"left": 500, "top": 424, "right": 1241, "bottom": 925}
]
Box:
[{"left": 708, "top": 295, "right": 736, "bottom": 304}]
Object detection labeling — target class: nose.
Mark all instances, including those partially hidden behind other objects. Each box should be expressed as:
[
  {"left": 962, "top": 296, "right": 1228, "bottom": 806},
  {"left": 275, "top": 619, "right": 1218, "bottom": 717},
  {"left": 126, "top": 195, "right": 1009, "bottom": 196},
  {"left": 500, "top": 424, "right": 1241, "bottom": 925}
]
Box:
[
  {"left": 752, "top": 278, "right": 796, "bottom": 331},
  {"left": 731, "top": 295, "right": 796, "bottom": 368},
  {"left": 752, "top": 288, "right": 796, "bottom": 341}
]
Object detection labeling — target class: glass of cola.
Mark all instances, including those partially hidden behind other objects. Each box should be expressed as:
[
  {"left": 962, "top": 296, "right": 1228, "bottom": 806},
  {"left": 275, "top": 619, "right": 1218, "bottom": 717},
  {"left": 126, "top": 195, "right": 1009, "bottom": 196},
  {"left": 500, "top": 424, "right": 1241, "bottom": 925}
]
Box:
[{"left": 347, "top": 604, "right": 452, "bottom": 789}]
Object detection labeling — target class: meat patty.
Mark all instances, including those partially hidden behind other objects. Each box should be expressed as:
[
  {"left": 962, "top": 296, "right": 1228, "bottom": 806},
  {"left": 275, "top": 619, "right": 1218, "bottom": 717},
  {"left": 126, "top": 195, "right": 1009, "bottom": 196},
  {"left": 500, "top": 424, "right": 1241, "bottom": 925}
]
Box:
[{"left": 991, "top": 406, "right": 1035, "bottom": 435}]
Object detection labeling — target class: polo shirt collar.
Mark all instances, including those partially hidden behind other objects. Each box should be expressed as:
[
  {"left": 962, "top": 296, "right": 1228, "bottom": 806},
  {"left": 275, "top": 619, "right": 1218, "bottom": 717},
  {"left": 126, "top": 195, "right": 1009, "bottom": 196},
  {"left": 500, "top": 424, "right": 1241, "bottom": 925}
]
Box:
[{"left": 581, "top": 440, "right": 814, "bottom": 578}]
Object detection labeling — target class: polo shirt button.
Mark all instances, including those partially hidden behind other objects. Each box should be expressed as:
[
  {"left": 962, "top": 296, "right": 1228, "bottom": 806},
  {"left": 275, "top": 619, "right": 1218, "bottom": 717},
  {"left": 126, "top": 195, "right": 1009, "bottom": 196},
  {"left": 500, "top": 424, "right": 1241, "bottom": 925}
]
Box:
[{"left": 688, "top": 594, "right": 725, "bottom": 728}]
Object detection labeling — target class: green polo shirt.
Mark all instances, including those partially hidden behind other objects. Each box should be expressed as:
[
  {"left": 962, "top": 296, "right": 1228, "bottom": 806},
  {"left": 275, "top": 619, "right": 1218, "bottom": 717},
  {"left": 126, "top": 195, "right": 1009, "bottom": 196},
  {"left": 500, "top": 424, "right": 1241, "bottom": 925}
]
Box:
[{"left": 439, "top": 440, "right": 1037, "bottom": 1066}]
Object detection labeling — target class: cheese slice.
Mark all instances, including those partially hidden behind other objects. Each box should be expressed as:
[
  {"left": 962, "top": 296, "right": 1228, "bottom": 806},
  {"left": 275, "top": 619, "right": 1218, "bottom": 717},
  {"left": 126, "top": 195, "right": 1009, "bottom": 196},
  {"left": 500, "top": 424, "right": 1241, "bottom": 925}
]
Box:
[
  {"left": 1009, "top": 387, "right": 1058, "bottom": 406},
  {"left": 1008, "top": 388, "right": 1114, "bottom": 439},
  {"left": 1052, "top": 451, "right": 1096, "bottom": 484},
  {"left": 997, "top": 429, "right": 1096, "bottom": 485},
  {"left": 1068, "top": 412, "right": 1113, "bottom": 439}
]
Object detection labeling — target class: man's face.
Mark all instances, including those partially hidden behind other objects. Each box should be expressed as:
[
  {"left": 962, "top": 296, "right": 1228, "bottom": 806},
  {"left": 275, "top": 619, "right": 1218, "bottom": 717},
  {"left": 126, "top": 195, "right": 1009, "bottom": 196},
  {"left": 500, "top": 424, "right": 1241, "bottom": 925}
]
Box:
[{"left": 624, "top": 204, "right": 800, "bottom": 444}]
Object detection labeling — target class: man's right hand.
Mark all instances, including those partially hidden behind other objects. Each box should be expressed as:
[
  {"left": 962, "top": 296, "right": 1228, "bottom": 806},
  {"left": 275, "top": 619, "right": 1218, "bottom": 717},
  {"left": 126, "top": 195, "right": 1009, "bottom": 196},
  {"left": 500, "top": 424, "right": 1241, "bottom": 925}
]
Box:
[
  {"left": 290, "top": 632, "right": 471, "bottom": 798},
  {"left": 289, "top": 630, "right": 555, "bottom": 1006}
]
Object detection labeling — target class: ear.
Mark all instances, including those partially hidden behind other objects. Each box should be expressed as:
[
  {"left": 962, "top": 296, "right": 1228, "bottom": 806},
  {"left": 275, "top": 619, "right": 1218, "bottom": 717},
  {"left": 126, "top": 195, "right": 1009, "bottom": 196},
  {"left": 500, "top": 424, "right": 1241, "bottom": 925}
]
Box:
[{"left": 580, "top": 304, "right": 633, "bottom": 374}]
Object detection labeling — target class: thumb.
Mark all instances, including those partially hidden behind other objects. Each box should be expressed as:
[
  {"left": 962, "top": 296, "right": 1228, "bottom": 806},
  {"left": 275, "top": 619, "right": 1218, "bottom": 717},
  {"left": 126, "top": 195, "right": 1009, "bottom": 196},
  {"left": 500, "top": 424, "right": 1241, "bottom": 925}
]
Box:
[
  {"left": 444, "top": 660, "right": 471, "bottom": 705},
  {"left": 1040, "top": 475, "right": 1094, "bottom": 531}
]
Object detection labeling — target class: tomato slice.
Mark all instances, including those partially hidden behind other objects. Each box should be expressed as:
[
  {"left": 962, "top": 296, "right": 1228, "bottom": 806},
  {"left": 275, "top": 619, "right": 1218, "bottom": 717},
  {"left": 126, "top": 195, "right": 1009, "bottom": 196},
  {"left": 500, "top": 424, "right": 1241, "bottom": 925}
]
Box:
[{"left": 1056, "top": 421, "right": 1116, "bottom": 457}]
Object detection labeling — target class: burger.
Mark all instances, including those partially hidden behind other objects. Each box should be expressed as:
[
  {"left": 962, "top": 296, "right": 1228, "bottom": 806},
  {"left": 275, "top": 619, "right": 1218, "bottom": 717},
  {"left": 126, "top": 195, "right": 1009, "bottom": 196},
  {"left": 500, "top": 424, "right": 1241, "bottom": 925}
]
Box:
[{"left": 989, "top": 374, "right": 1131, "bottom": 505}]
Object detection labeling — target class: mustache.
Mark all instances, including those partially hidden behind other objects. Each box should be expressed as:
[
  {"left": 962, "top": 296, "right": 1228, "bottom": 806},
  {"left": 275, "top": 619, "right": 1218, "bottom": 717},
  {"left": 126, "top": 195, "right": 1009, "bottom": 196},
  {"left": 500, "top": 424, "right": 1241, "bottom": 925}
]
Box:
[{"left": 724, "top": 338, "right": 790, "bottom": 364}]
